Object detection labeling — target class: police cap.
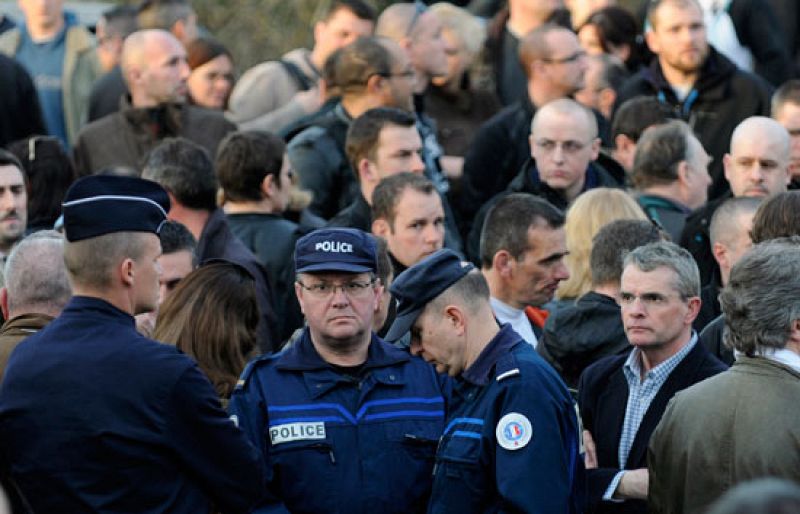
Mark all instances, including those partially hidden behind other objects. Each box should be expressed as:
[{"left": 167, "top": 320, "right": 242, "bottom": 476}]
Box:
[
  {"left": 62, "top": 175, "right": 170, "bottom": 242},
  {"left": 294, "top": 228, "right": 377, "bottom": 274},
  {"left": 385, "top": 249, "right": 475, "bottom": 342}
]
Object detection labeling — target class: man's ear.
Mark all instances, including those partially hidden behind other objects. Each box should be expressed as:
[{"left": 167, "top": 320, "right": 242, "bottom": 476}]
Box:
[
  {"left": 444, "top": 304, "right": 467, "bottom": 335},
  {"left": 589, "top": 137, "right": 601, "bottom": 161},
  {"left": 1, "top": 287, "right": 9, "bottom": 320},
  {"left": 359, "top": 158, "right": 377, "bottom": 186},
  {"left": 492, "top": 250, "right": 514, "bottom": 278},
  {"left": 598, "top": 88, "right": 617, "bottom": 117},
  {"left": 119, "top": 257, "right": 136, "bottom": 288},
  {"left": 644, "top": 29, "right": 660, "bottom": 54},
  {"left": 261, "top": 174, "right": 275, "bottom": 199},
  {"left": 722, "top": 153, "right": 733, "bottom": 183},
  {"left": 711, "top": 241, "right": 727, "bottom": 269},
  {"left": 676, "top": 160, "right": 692, "bottom": 186},
  {"left": 685, "top": 296, "right": 702, "bottom": 324},
  {"left": 372, "top": 218, "right": 389, "bottom": 237}
]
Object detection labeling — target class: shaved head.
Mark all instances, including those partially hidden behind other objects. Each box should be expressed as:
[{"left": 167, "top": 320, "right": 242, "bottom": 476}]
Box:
[
  {"left": 724, "top": 116, "right": 791, "bottom": 197},
  {"left": 532, "top": 98, "right": 598, "bottom": 140},
  {"left": 730, "top": 117, "right": 790, "bottom": 158},
  {"left": 121, "top": 29, "right": 189, "bottom": 107}
]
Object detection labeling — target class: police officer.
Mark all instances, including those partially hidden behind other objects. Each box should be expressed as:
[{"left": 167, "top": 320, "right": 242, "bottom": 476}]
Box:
[
  {"left": 0, "top": 175, "right": 264, "bottom": 513},
  {"left": 228, "top": 227, "right": 446, "bottom": 513},
  {"left": 386, "top": 249, "right": 584, "bottom": 513}
]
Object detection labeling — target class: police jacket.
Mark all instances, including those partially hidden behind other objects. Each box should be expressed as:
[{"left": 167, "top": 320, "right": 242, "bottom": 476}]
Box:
[
  {"left": 0, "top": 296, "right": 265, "bottom": 514},
  {"left": 428, "top": 324, "right": 584, "bottom": 514},
  {"left": 228, "top": 328, "right": 447, "bottom": 514}
]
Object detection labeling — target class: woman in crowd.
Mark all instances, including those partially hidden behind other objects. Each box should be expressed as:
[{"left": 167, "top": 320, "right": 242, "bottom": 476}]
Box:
[
  {"left": 554, "top": 188, "right": 648, "bottom": 306},
  {"left": 154, "top": 261, "right": 258, "bottom": 403},
  {"left": 426, "top": 3, "right": 501, "bottom": 163},
  {"left": 186, "top": 36, "right": 235, "bottom": 110},
  {"left": 577, "top": 6, "right": 649, "bottom": 73}
]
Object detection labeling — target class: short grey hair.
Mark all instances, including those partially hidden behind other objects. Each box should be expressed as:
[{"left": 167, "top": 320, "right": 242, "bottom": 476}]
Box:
[
  {"left": 4, "top": 231, "right": 71, "bottom": 316},
  {"left": 623, "top": 241, "right": 700, "bottom": 298},
  {"left": 720, "top": 238, "right": 800, "bottom": 355}
]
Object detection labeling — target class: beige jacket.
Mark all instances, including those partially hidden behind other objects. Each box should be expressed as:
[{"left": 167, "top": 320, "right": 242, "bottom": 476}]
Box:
[{"left": 648, "top": 356, "right": 800, "bottom": 514}]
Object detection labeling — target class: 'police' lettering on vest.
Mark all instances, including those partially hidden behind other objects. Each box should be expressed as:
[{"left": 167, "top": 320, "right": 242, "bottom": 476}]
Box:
[
  {"left": 315, "top": 241, "right": 353, "bottom": 253},
  {"left": 269, "top": 422, "right": 327, "bottom": 445}
]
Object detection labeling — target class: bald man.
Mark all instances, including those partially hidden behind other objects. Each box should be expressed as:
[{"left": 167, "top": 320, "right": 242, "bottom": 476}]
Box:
[
  {"left": 466, "top": 98, "right": 621, "bottom": 262},
  {"left": 73, "top": 29, "right": 235, "bottom": 176},
  {"left": 681, "top": 116, "right": 791, "bottom": 284},
  {"left": 692, "top": 196, "right": 761, "bottom": 331}
]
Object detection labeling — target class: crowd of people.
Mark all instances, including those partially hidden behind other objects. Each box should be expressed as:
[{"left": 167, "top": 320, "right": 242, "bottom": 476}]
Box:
[{"left": 0, "top": 0, "right": 799, "bottom": 512}]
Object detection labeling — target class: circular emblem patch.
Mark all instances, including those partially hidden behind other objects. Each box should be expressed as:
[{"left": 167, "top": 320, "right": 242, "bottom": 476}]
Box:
[{"left": 496, "top": 412, "right": 532, "bottom": 451}]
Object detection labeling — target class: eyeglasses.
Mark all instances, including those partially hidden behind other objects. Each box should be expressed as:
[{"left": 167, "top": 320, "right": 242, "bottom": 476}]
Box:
[
  {"left": 405, "top": 0, "right": 427, "bottom": 37},
  {"left": 533, "top": 139, "right": 591, "bottom": 155},
  {"left": 618, "top": 292, "right": 686, "bottom": 308},
  {"left": 297, "top": 279, "right": 376, "bottom": 298},
  {"left": 541, "top": 50, "right": 587, "bottom": 65}
]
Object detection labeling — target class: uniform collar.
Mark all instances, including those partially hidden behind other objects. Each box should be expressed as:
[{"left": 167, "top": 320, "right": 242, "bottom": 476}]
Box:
[
  {"left": 276, "top": 328, "right": 410, "bottom": 372},
  {"left": 461, "top": 324, "right": 520, "bottom": 386},
  {"left": 61, "top": 296, "right": 136, "bottom": 327}
]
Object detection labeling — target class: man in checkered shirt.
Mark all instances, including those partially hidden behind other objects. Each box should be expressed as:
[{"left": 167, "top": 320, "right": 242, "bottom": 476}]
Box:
[{"left": 576, "top": 241, "right": 726, "bottom": 514}]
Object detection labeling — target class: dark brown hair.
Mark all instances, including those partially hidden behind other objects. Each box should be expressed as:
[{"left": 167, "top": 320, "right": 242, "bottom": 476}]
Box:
[{"left": 154, "top": 262, "right": 258, "bottom": 399}]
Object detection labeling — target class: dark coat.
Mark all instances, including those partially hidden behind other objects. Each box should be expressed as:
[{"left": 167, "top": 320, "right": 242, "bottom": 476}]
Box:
[
  {"left": 226, "top": 212, "right": 305, "bottom": 344},
  {"left": 726, "top": 0, "right": 793, "bottom": 86},
  {"left": 459, "top": 98, "right": 617, "bottom": 238},
  {"left": 466, "top": 159, "right": 623, "bottom": 264},
  {"left": 635, "top": 194, "right": 690, "bottom": 243},
  {"left": 327, "top": 193, "right": 372, "bottom": 232},
  {"left": 285, "top": 102, "right": 356, "bottom": 220},
  {"left": 679, "top": 193, "right": 730, "bottom": 286},
  {"left": 197, "top": 209, "right": 279, "bottom": 353},
  {"left": 578, "top": 342, "right": 727, "bottom": 514},
  {"left": 87, "top": 65, "right": 127, "bottom": 122},
  {"left": 0, "top": 54, "right": 45, "bottom": 148},
  {"left": 0, "top": 296, "right": 265, "bottom": 514},
  {"left": 615, "top": 47, "right": 772, "bottom": 200},
  {"left": 699, "top": 315, "right": 733, "bottom": 365},
  {"left": 538, "top": 292, "right": 629, "bottom": 390},
  {"left": 73, "top": 98, "right": 236, "bottom": 176}
]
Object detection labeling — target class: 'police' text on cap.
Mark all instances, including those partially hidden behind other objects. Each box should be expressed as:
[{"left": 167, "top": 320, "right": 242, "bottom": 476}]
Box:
[{"left": 295, "top": 228, "right": 377, "bottom": 274}]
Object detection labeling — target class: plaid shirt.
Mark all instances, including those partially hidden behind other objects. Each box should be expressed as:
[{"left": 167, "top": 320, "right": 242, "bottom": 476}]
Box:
[{"left": 603, "top": 333, "right": 698, "bottom": 500}]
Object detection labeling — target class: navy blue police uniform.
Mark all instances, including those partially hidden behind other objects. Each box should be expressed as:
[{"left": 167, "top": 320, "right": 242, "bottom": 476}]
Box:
[
  {"left": 0, "top": 175, "right": 264, "bottom": 514},
  {"left": 429, "top": 324, "right": 584, "bottom": 514},
  {"left": 229, "top": 329, "right": 446, "bottom": 514},
  {"left": 228, "top": 227, "right": 447, "bottom": 514},
  {"left": 386, "top": 249, "right": 586, "bottom": 514}
]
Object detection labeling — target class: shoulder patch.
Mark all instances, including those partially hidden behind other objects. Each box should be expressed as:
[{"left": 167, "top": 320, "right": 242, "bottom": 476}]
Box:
[
  {"left": 496, "top": 412, "right": 532, "bottom": 451},
  {"left": 496, "top": 368, "right": 520, "bottom": 382},
  {"left": 235, "top": 353, "right": 278, "bottom": 390}
]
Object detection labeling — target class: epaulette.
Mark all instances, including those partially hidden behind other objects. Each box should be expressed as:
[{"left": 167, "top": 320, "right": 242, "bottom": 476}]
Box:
[
  {"left": 234, "top": 352, "right": 279, "bottom": 390},
  {"left": 495, "top": 352, "right": 521, "bottom": 383}
]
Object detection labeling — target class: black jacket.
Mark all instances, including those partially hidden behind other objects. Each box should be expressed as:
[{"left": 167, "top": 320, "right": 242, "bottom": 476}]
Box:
[
  {"left": 460, "top": 98, "right": 615, "bottom": 239},
  {"left": 615, "top": 47, "right": 772, "bottom": 200},
  {"left": 578, "top": 342, "right": 727, "bottom": 514},
  {"left": 0, "top": 54, "right": 45, "bottom": 148},
  {"left": 636, "top": 194, "right": 691, "bottom": 243},
  {"left": 197, "top": 209, "right": 279, "bottom": 353},
  {"left": 88, "top": 65, "right": 127, "bottom": 122},
  {"left": 327, "top": 193, "right": 372, "bottom": 232},
  {"left": 537, "top": 292, "right": 629, "bottom": 390},
  {"left": 699, "top": 315, "right": 734, "bottom": 366},
  {"left": 727, "top": 0, "right": 793, "bottom": 86},
  {"left": 226, "top": 212, "right": 305, "bottom": 343},
  {"left": 466, "top": 159, "right": 623, "bottom": 264},
  {"left": 679, "top": 193, "right": 731, "bottom": 286},
  {"left": 285, "top": 103, "right": 358, "bottom": 220}
]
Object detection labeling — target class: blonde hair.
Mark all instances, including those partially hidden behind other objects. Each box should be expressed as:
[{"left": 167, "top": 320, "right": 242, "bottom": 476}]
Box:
[
  {"left": 428, "top": 3, "right": 485, "bottom": 60},
  {"left": 555, "top": 188, "right": 647, "bottom": 300}
]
